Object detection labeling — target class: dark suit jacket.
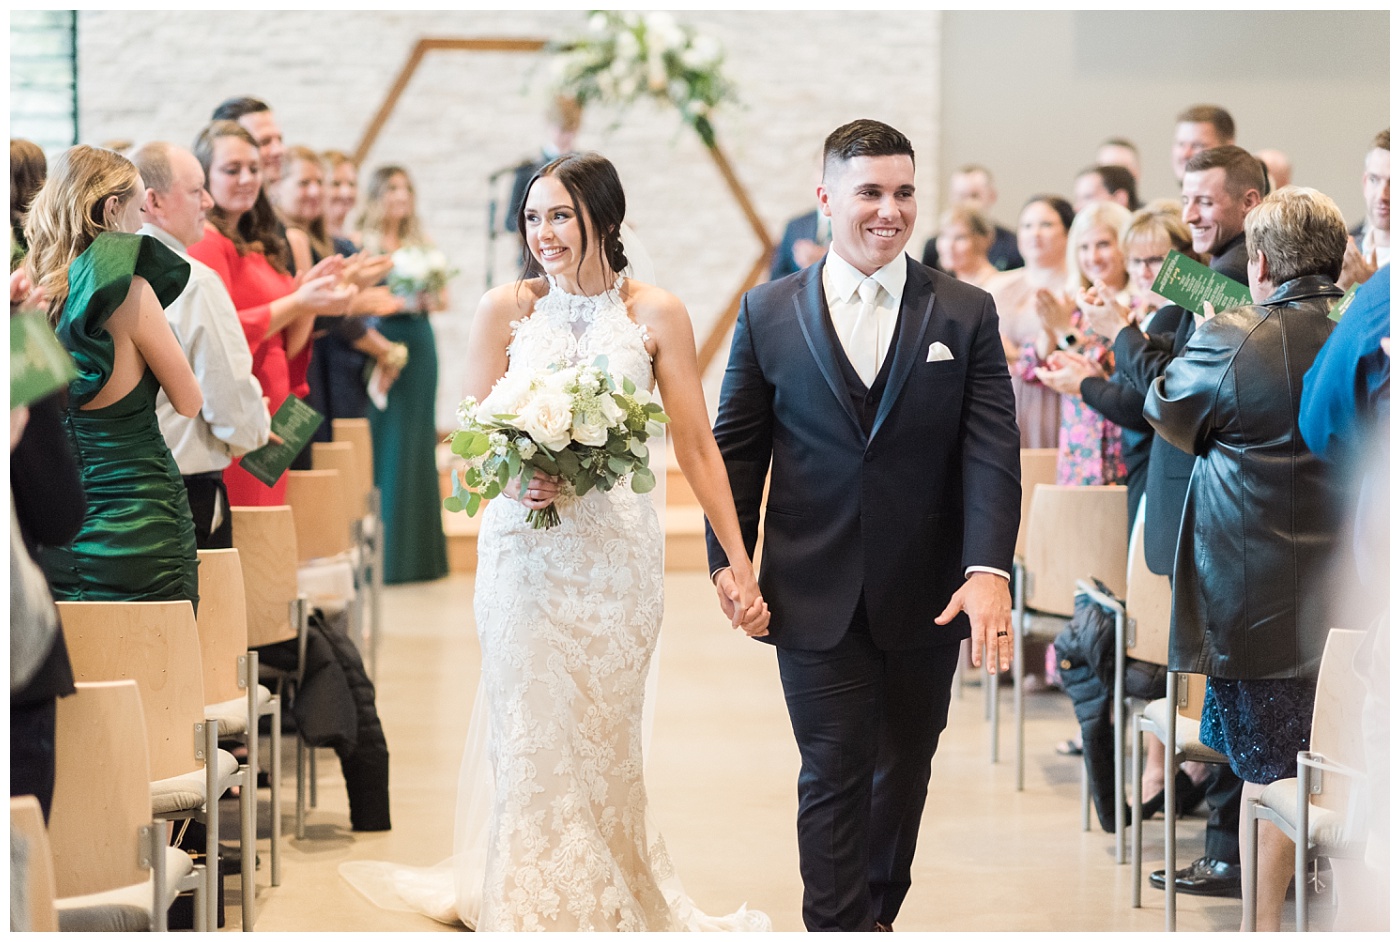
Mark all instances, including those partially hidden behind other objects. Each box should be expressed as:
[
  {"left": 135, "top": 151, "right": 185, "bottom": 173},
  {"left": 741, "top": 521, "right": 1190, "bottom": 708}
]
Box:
[
  {"left": 706, "top": 256, "right": 1021, "bottom": 651},
  {"left": 1110, "top": 234, "right": 1249, "bottom": 574},
  {"left": 920, "top": 225, "right": 1023, "bottom": 274},
  {"left": 770, "top": 209, "right": 821, "bottom": 281}
]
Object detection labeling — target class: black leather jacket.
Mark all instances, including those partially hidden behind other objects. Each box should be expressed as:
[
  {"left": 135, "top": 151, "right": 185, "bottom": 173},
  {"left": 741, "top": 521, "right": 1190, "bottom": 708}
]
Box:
[{"left": 1144, "top": 275, "right": 1347, "bottom": 680}]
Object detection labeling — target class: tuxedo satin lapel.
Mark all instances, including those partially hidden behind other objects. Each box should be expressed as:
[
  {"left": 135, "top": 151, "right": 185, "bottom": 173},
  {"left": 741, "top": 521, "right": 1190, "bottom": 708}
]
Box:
[
  {"left": 870, "top": 259, "right": 935, "bottom": 440},
  {"left": 792, "top": 262, "right": 864, "bottom": 436}
]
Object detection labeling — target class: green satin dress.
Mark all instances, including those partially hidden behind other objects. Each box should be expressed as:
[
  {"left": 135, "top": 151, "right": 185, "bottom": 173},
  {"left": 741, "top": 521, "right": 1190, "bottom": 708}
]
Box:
[{"left": 38, "top": 232, "right": 200, "bottom": 606}]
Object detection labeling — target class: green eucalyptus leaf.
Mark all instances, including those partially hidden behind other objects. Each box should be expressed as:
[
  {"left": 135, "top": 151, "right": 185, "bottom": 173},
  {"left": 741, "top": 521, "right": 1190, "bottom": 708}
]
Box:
[
  {"left": 466, "top": 492, "right": 482, "bottom": 516},
  {"left": 443, "top": 495, "right": 464, "bottom": 513},
  {"left": 629, "top": 440, "right": 648, "bottom": 459},
  {"left": 631, "top": 466, "right": 656, "bottom": 493}
]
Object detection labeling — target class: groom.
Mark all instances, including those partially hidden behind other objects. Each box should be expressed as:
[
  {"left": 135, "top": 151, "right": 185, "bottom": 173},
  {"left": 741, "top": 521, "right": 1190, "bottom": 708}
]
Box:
[{"left": 706, "top": 119, "right": 1020, "bottom": 931}]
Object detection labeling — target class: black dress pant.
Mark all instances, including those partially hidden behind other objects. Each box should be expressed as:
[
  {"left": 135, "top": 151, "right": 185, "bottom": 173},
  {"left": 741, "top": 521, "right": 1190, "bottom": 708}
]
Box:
[
  {"left": 183, "top": 472, "right": 233, "bottom": 550},
  {"left": 776, "top": 600, "right": 961, "bottom": 931}
]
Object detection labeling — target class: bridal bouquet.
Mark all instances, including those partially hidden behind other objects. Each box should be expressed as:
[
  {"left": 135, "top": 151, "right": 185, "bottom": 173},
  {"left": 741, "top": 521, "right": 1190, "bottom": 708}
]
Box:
[
  {"left": 387, "top": 246, "right": 456, "bottom": 301},
  {"left": 443, "top": 357, "right": 669, "bottom": 529}
]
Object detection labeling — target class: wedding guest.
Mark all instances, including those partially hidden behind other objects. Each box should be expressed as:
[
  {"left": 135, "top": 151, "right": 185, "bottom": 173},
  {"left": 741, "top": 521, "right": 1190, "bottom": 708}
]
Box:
[
  {"left": 356, "top": 165, "right": 449, "bottom": 583},
  {"left": 1182, "top": 145, "right": 1261, "bottom": 283},
  {"left": 1021, "top": 201, "right": 1131, "bottom": 486},
  {"left": 10, "top": 139, "right": 46, "bottom": 269},
  {"left": 506, "top": 95, "right": 582, "bottom": 254},
  {"left": 1072, "top": 165, "right": 1139, "bottom": 212},
  {"left": 322, "top": 149, "right": 362, "bottom": 247},
  {"left": 933, "top": 204, "right": 999, "bottom": 288},
  {"left": 24, "top": 145, "right": 203, "bottom": 604},
  {"left": 986, "top": 195, "right": 1073, "bottom": 447},
  {"left": 1171, "top": 104, "right": 1235, "bottom": 184},
  {"left": 273, "top": 146, "right": 404, "bottom": 446},
  {"left": 212, "top": 95, "right": 286, "bottom": 187},
  {"left": 1341, "top": 129, "right": 1389, "bottom": 287},
  {"left": 132, "top": 141, "right": 272, "bottom": 549},
  {"left": 189, "top": 120, "right": 353, "bottom": 506},
  {"left": 1096, "top": 137, "right": 1141, "bottom": 182},
  {"left": 1145, "top": 185, "right": 1349, "bottom": 932},
  {"left": 771, "top": 157, "right": 828, "bottom": 280},
  {"left": 921, "top": 164, "right": 1022, "bottom": 273},
  {"left": 1255, "top": 148, "right": 1293, "bottom": 190}
]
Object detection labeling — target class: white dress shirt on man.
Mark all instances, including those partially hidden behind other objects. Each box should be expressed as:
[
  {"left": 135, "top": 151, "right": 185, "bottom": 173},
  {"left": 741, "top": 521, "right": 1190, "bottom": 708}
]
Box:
[{"left": 143, "top": 223, "right": 271, "bottom": 475}]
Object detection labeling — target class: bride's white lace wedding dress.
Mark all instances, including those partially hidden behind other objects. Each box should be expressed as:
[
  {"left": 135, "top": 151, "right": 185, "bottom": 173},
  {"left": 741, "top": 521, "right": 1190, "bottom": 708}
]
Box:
[{"left": 341, "top": 278, "right": 770, "bottom": 932}]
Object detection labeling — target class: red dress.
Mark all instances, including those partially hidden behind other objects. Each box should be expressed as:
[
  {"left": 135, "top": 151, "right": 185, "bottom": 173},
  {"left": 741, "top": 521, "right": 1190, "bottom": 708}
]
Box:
[{"left": 188, "top": 224, "right": 310, "bottom": 506}]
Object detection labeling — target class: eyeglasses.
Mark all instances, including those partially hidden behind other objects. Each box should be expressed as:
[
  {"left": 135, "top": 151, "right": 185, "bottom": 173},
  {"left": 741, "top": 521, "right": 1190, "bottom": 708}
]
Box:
[{"left": 1127, "top": 255, "right": 1167, "bottom": 270}]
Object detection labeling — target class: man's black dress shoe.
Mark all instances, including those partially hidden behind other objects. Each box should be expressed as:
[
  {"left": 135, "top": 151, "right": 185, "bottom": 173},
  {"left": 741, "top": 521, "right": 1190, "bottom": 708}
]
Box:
[{"left": 1149, "top": 856, "right": 1242, "bottom": 897}]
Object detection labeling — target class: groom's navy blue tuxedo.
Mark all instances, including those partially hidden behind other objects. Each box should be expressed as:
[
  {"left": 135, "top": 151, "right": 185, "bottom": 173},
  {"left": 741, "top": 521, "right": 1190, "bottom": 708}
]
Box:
[{"left": 706, "top": 254, "right": 1020, "bottom": 929}]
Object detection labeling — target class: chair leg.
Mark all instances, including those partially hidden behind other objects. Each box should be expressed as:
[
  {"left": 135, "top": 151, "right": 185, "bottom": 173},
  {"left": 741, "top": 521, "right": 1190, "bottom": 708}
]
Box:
[
  {"left": 1112, "top": 612, "right": 1126, "bottom": 865},
  {"left": 150, "top": 824, "right": 168, "bottom": 932},
  {"left": 1131, "top": 717, "right": 1144, "bottom": 908},
  {"left": 192, "top": 864, "right": 207, "bottom": 932},
  {"left": 1013, "top": 608, "right": 1025, "bottom": 791},
  {"left": 270, "top": 694, "right": 283, "bottom": 886},
  {"left": 309, "top": 746, "right": 318, "bottom": 809},
  {"left": 1243, "top": 797, "right": 1259, "bottom": 931},
  {"left": 1164, "top": 674, "right": 1179, "bottom": 932},
  {"left": 1081, "top": 752, "right": 1091, "bottom": 832},
  {"left": 243, "top": 652, "right": 259, "bottom": 928},
  {"left": 295, "top": 733, "right": 307, "bottom": 840},
  {"left": 1296, "top": 772, "right": 1310, "bottom": 932},
  {"left": 203, "top": 720, "right": 220, "bottom": 932}
]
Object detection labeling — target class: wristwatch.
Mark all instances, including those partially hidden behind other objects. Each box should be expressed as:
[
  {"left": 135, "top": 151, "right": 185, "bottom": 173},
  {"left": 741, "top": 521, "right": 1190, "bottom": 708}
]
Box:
[{"left": 1056, "top": 331, "right": 1079, "bottom": 351}]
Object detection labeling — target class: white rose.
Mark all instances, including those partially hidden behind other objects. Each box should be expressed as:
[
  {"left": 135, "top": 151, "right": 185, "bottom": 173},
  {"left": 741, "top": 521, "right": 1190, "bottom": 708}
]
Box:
[
  {"left": 597, "top": 392, "right": 625, "bottom": 425},
  {"left": 515, "top": 391, "right": 575, "bottom": 452},
  {"left": 691, "top": 35, "right": 720, "bottom": 66},
  {"left": 477, "top": 373, "right": 531, "bottom": 418},
  {"left": 392, "top": 247, "right": 428, "bottom": 281},
  {"left": 615, "top": 31, "right": 640, "bottom": 62},
  {"left": 571, "top": 413, "right": 609, "bottom": 447}
]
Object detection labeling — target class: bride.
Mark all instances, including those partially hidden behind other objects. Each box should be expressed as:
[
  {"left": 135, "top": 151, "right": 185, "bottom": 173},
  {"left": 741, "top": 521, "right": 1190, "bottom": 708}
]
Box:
[{"left": 343, "top": 152, "right": 771, "bottom": 931}]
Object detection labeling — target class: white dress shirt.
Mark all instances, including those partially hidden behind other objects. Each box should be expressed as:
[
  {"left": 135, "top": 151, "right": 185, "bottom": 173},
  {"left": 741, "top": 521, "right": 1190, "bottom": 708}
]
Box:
[
  {"left": 823, "top": 248, "right": 1010, "bottom": 584},
  {"left": 143, "top": 224, "right": 272, "bottom": 475}
]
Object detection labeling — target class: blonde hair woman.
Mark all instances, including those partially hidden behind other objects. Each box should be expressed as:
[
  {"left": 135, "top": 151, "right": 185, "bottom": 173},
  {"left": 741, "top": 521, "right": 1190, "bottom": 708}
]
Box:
[
  {"left": 354, "top": 165, "right": 448, "bottom": 583},
  {"left": 23, "top": 144, "right": 204, "bottom": 603}
]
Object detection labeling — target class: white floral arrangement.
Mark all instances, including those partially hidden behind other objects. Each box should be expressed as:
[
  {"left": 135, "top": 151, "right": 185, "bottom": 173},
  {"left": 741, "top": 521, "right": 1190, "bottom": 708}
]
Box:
[
  {"left": 551, "top": 11, "right": 735, "bottom": 148},
  {"left": 387, "top": 246, "right": 456, "bottom": 301},
  {"left": 444, "top": 356, "right": 669, "bottom": 529}
]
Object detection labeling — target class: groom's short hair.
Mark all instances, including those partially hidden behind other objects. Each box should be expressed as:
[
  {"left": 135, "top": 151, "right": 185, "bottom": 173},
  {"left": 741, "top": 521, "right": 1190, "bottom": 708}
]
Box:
[{"left": 823, "top": 120, "right": 915, "bottom": 180}]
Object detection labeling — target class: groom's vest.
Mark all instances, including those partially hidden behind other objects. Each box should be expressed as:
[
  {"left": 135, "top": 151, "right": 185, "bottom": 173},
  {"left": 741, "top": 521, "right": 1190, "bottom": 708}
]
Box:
[{"left": 825, "top": 309, "right": 897, "bottom": 439}]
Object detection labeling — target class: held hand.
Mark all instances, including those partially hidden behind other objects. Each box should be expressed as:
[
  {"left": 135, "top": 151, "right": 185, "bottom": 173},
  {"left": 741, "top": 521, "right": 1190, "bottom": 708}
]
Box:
[
  {"left": 1077, "top": 280, "right": 1131, "bottom": 341},
  {"left": 713, "top": 568, "right": 770, "bottom": 637},
  {"left": 503, "top": 469, "right": 560, "bottom": 511},
  {"left": 1193, "top": 299, "right": 1217, "bottom": 330},
  {"left": 261, "top": 397, "right": 285, "bottom": 445},
  {"left": 935, "top": 572, "right": 1012, "bottom": 673}
]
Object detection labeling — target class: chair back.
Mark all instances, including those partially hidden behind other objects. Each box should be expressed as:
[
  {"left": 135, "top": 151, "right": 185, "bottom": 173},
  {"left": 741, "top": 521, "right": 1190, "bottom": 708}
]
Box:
[
  {"left": 1177, "top": 672, "right": 1209, "bottom": 721},
  {"left": 56, "top": 600, "right": 208, "bottom": 782},
  {"left": 195, "top": 548, "right": 250, "bottom": 703},
  {"left": 332, "top": 417, "right": 376, "bottom": 498},
  {"left": 285, "top": 468, "right": 354, "bottom": 561},
  {"left": 1310, "top": 628, "right": 1368, "bottom": 813},
  {"left": 49, "top": 680, "right": 152, "bottom": 898},
  {"left": 313, "top": 440, "right": 370, "bottom": 518},
  {"left": 232, "top": 506, "right": 301, "bottom": 647},
  {"left": 10, "top": 796, "right": 59, "bottom": 931},
  {"left": 1124, "top": 497, "right": 1173, "bottom": 666},
  {"left": 1023, "top": 484, "right": 1129, "bottom": 616},
  {"left": 1016, "top": 449, "right": 1058, "bottom": 558}
]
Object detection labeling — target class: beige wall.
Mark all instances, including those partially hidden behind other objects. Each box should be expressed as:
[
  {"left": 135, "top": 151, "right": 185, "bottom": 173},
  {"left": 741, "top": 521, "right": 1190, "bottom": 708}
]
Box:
[{"left": 940, "top": 11, "right": 1390, "bottom": 233}]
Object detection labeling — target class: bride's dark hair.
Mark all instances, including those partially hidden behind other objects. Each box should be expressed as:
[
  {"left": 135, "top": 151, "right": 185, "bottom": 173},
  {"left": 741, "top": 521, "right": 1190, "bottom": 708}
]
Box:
[{"left": 517, "top": 151, "right": 629, "bottom": 284}]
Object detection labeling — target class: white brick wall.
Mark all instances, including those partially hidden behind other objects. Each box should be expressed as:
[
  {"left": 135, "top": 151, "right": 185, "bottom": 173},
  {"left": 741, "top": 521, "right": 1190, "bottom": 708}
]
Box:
[{"left": 78, "top": 11, "right": 940, "bottom": 427}]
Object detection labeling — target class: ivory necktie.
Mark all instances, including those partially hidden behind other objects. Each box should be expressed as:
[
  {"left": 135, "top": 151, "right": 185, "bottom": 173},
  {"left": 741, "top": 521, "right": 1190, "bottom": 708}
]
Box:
[{"left": 850, "top": 276, "right": 881, "bottom": 387}]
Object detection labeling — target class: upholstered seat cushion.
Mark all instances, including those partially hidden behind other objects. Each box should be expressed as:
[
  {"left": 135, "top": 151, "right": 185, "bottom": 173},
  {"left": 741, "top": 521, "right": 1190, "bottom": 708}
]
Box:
[
  {"left": 1141, "top": 698, "right": 1229, "bottom": 763},
  {"left": 1257, "top": 778, "right": 1364, "bottom": 856},
  {"left": 205, "top": 685, "right": 273, "bottom": 736},
  {"left": 298, "top": 555, "right": 357, "bottom": 615},
  {"left": 55, "top": 844, "right": 194, "bottom": 931},
  {"left": 150, "top": 748, "right": 240, "bottom": 815}
]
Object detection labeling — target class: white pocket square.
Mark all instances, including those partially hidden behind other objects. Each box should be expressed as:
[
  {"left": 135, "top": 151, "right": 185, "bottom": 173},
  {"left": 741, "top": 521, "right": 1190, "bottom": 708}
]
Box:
[{"left": 926, "top": 341, "right": 954, "bottom": 362}]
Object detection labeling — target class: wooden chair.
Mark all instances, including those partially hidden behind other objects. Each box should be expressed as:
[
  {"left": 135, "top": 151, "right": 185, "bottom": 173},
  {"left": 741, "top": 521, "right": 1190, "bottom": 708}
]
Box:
[
  {"left": 1074, "top": 497, "right": 1173, "bottom": 863},
  {"left": 195, "top": 548, "right": 267, "bottom": 928},
  {"left": 50, "top": 680, "right": 205, "bottom": 931},
  {"left": 333, "top": 418, "right": 384, "bottom": 677},
  {"left": 313, "top": 440, "right": 375, "bottom": 665},
  {"left": 10, "top": 795, "right": 59, "bottom": 931},
  {"left": 1244, "top": 628, "right": 1368, "bottom": 931},
  {"left": 999, "top": 484, "right": 1128, "bottom": 790},
  {"left": 232, "top": 505, "right": 308, "bottom": 853},
  {"left": 285, "top": 468, "right": 355, "bottom": 561}
]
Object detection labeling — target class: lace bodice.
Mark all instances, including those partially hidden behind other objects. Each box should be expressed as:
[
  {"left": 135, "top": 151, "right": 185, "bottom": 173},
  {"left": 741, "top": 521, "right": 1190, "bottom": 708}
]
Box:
[{"left": 507, "top": 276, "right": 654, "bottom": 392}]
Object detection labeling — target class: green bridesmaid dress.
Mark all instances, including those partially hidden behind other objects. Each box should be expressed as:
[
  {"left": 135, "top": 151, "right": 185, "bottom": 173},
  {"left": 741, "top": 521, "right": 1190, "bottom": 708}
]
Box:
[
  {"left": 38, "top": 232, "right": 200, "bottom": 606},
  {"left": 367, "top": 311, "right": 449, "bottom": 584}
]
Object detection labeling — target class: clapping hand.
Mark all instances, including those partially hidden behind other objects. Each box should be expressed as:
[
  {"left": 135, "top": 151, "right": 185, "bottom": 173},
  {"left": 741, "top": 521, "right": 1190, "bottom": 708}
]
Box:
[
  {"left": 297, "top": 253, "right": 344, "bottom": 287},
  {"left": 351, "top": 285, "right": 405, "bottom": 317},
  {"left": 341, "top": 252, "right": 396, "bottom": 290},
  {"left": 1077, "top": 280, "right": 1131, "bottom": 342},
  {"left": 1339, "top": 236, "right": 1378, "bottom": 290},
  {"left": 1033, "top": 287, "right": 1075, "bottom": 334},
  {"left": 714, "top": 567, "right": 770, "bottom": 638},
  {"left": 1034, "top": 349, "right": 1106, "bottom": 398},
  {"left": 296, "top": 274, "right": 357, "bottom": 316}
]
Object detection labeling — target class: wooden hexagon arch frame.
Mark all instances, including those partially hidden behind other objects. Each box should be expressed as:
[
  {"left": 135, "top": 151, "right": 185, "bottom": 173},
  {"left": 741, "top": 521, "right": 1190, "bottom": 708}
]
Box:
[{"left": 354, "top": 36, "right": 774, "bottom": 375}]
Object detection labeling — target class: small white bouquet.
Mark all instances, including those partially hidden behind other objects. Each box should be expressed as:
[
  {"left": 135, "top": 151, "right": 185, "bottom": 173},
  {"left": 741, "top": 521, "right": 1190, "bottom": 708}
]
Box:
[
  {"left": 444, "top": 357, "right": 669, "bottom": 529},
  {"left": 387, "top": 246, "right": 456, "bottom": 301}
]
